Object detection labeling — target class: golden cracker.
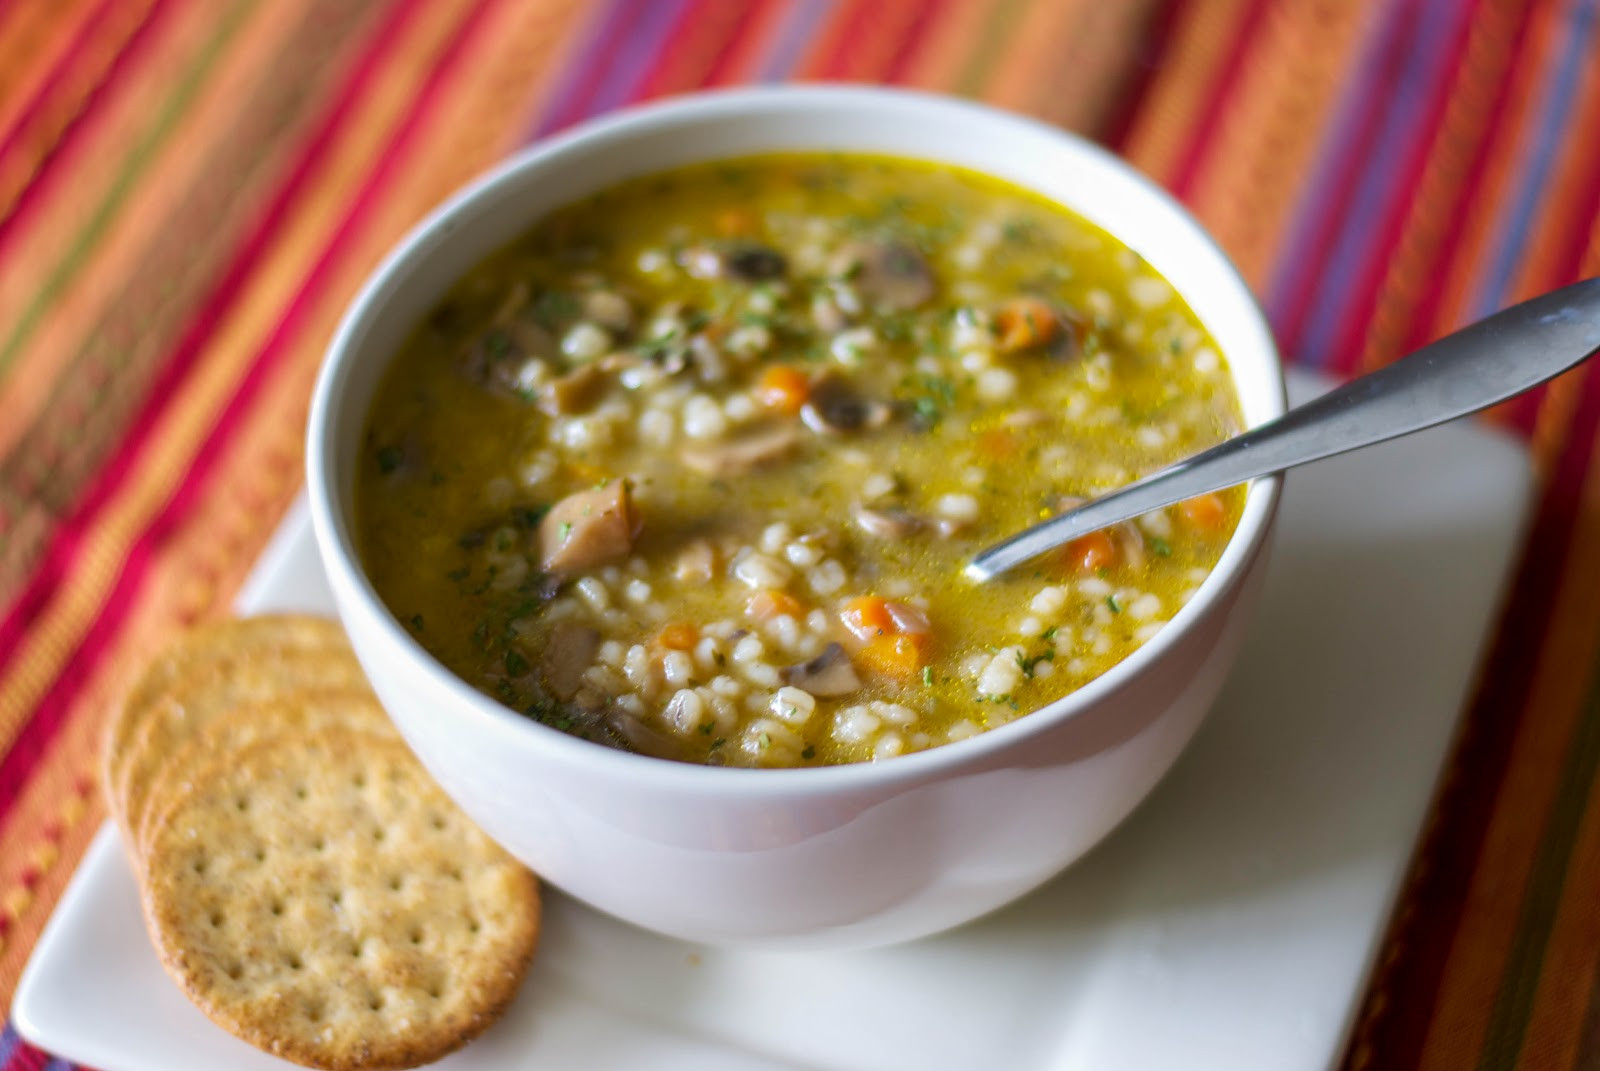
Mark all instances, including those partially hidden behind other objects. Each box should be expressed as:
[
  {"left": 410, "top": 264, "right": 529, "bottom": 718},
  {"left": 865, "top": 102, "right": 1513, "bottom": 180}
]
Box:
[
  {"left": 144, "top": 726, "right": 539, "bottom": 1071},
  {"left": 103, "top": 615, "right": 348, "bottom": 826},
  {"left": 117, "top": 647, "right": 366, "bottom": 841},
  {"left": 135, "top": 688, "right": 394, "bottom": 864}
]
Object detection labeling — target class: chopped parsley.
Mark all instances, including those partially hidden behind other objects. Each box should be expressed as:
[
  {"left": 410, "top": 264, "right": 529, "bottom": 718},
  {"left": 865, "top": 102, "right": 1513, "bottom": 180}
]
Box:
[
  {"left": 531, "top": 290, "right": 578, "bottom": 329},
  {"left": 922, "top": 665, "right": 934, "bottom": 687},
  {"left": 1151, "top": 537, "right": 1172, "bottom": 557},
  {"left": 504, "top": 649, "right": 530, "bottom": 676},
  {"left": 801, "top": 745, "right": 816, "bottom": 761},
  {"left": 1106, "top": 594, "right": 1122, "bottom": 615},
  {"left": 409, "top": 613, "right": 424, "bottom": 632}
]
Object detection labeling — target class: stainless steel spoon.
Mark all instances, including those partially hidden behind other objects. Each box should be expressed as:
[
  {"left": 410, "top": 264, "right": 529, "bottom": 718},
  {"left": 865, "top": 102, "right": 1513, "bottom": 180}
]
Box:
[{"left": 966, "top": 277, "right": 1600, "bottom": 583}]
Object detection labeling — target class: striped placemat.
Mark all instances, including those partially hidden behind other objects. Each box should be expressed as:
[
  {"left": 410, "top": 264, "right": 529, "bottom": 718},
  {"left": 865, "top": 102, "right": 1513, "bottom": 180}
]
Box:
[{"left": 1, "top": 3, "right": 1597, "bottom": 1069}]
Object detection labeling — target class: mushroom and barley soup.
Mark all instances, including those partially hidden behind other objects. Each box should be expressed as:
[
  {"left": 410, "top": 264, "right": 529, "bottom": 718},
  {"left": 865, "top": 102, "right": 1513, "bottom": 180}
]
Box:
[{"left": 356, "top": 153, "right": 1245, "bottom": 768}]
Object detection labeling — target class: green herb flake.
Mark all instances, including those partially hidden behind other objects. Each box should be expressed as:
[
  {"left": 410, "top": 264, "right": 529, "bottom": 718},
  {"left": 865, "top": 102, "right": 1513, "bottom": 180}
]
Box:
[
  {"left": 922, "top": 665, "right": 934, "bottom": 687},
  {"left": 1151, "top": 537, "right": 1173, "bottom": 558},
  {"left": 511, "top": 504, "right": 549, "bottom": 529},
  {"left": 504, "top": 649, "right": 531, "bottom": 676},
  {"left": 801, "top": 745, "right": 816, "bottom": 761},
  {"left": 1106, "top": 594, "right": 1122, "bottom": 615},
  {"left": 559, "top": 521, "right": 573, "bottom": 541},
  {"left": 1041, "top": 626, "right": 1058, "bottom": 641},
  {"left": 376, "top": 445, "right": 405, "bottom": 475},
  {"left": 758, "top": 732, "right": 772, "bottom": 750},
  {"left": 409, "top": 613, "right": 424, "bottom": 632}
]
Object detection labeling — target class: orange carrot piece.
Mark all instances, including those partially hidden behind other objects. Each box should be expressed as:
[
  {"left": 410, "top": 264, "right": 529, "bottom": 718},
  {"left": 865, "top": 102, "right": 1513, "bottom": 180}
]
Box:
[
  {"left": 755, "top": 365, "right": 810, "bottom": 414},
  {"left": 858, "top": 634, "right": 931, "bottom": 679},
  {"left": 1062, "top": 530, "right": 1118, "bottom": 573},
  {"left": 840, "top": 595, "right": 896, "bottom": 640},
  {"left": 976, "top": 428, "right": 1017, "bottom": 460},
  {"left": 715, "top": 207, "right": 759, "bottom": 237},
  {"left": 995, "top": 297, "right": 1060, "bottom": 353},
  {"left": 657, "top": 622, "right": 699, "bottom": 650},
  {"left": 1179, "top": 492, "right": 1227, "bottom": 530},
  {"left": 748, "top": 589, "right": 805, "bottom": 621}
]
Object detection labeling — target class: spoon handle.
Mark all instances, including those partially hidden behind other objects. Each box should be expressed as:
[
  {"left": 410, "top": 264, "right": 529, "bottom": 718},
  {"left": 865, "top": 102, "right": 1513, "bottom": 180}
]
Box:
[{"left": 967, "top": 277, "right": 1600, "bottom": 582}]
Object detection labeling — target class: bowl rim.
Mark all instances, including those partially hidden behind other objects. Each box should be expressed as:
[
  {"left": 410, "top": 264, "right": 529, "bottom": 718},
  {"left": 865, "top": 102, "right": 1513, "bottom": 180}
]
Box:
[{"left": 307, "top": 83, "right": 1286, "bottom": 796}]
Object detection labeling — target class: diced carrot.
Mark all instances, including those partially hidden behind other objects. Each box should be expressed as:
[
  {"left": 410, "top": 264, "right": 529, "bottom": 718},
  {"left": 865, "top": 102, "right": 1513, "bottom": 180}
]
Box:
[
  {"left": 1179, "top": 492, "right": 1227, "bottom": 530},
  {"left": 715, "top": 208, "right": 759, "bottom": 237},
  {"left": 840, "top": 595, "right": 897, "bottom": 641},
  {"left": 1062, "top": 530, "right": 1118, "bottom": 573},
  {"left": 755, "top": 365, "right": 811, "bottom": 415},
  {"left": 748, "top": 589, "right": 805, "bottom": 622},
  {"left": 656, "top": 622, "right": 699, "bottom": 650},
  {"left": 995, "top": 297, "right": 1061, "bottom": 353},
  {"left": 976, "top": 428, "right": 1017, "bottom": 460},
  {"left": 858, "top": 634, "right": 932, "bottom": 679}
]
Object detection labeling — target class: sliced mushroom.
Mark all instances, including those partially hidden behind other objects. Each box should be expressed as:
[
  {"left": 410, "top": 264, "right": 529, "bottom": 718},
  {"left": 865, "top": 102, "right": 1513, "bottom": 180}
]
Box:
[
  {"left": 834, "top": 240, "right": 935, "bottom": 310},
  {"left": 680, "top": 423, "right": 801, "bottom": 476},
  {"left": 800, "top": 374, "right": 893, "bottom": 435},
  {"left": 540, "top": 625, "right": 599, "bottom": 701},
  {"left": 537, "top": 363, "right": 608, "bottom": 416},
  {"left": 854, "top": 506, "right": 922, "bottom": 540},
  {"left": 537, "top": 479, "right": 641, "bottom": 574},
  {"left": 726, "top": 244, "right": 787, "bottom": 281},
  {"left": 673, "top": 538, "right": 717, "bottom": 583},
  {"left": 606, "top": 709, "right": 692, "bottom": 761},
  {"left": 781, "top": 643, "right": 862, "bottom": 697},
  {"left": 458, "top": 285, "right": 560, "bottom": 395}
]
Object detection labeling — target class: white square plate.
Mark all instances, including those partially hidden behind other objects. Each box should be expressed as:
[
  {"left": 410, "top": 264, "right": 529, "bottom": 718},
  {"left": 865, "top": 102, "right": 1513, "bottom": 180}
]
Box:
[{"left": 12, "top": 371, "right": 1532, "bottom": 1070}]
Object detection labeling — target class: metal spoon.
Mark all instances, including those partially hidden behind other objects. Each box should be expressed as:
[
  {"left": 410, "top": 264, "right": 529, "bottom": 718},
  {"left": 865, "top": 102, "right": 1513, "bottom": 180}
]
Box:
[{"left": 966, "top": 277, "right": 1600, "bottom": 583}]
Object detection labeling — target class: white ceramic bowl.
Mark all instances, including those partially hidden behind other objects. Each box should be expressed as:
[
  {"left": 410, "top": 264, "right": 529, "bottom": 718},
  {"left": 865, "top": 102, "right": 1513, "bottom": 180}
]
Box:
[{"left": 307, "top": 86, "right": 1284, "bottom": 950}]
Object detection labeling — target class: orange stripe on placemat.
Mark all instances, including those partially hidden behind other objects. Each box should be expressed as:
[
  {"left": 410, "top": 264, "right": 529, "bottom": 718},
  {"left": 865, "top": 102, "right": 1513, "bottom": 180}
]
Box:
[
  {"left": 0, "top": 0, "right": 479, "bottom": 778},
  {"left": 1188, "top": 0, "right": 1377, "bottom": 289},
  {"left": 0, "top": 0, "right": 158, "bottom": 234},
  {"left": 0, "top": 0, "right": 104, "bottom": 148},
  {"left": 0, "top": 0, "right": 580, "bottom": 1002},
  {"left": 1118, "top": 0, "right": 1256, "bottom": 189},
  {"left": 895, "top": 0, "right": 999, "bottom": 92}
]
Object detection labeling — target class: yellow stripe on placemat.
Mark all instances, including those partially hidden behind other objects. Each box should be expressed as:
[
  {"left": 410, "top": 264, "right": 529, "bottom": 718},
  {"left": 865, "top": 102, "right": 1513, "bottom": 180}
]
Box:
[
  {"left": 991, "top": 0, "right": 1159, "bottom": 137},
  {"left": 1411, "top": 420, "right": 1600, "bottom": 1070},
  {"left": 1119, "top": 0, "right": 1254, "bottom": 188},
  {"left": 897, "top": 0, "right": 1000, "bottom": 92},
  {"left": 1188, "top": 0, "right": 1377, "bottom": 289}
]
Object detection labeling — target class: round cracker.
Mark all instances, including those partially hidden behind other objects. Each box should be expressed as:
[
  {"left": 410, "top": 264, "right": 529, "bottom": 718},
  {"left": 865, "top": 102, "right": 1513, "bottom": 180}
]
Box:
[
  {"left": 144, "top": 726, "right": 539, "bottom": 1071},
  {"left": 136, "top": 689, "right": 394, "bottom": 863},
  {"left": 117, "top": 647, "right": 366, "bottom": 839},
  {"left": 104, "top": 616, "right": 348, "bottom": 826}
]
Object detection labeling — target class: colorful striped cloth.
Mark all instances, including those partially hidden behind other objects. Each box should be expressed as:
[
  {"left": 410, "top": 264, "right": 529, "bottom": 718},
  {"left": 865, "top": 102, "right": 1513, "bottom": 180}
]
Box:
[{"left": 0, "top": 1, "right": 1596, "bottom": 1068}]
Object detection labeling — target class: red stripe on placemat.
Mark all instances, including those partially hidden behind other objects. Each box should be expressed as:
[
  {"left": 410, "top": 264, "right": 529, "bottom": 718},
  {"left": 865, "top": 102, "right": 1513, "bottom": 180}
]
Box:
[
  {"left": 0, "top": 0, "right": 174, "bottom": 253},
  {"left": 1331, "top": 0, "right": 1540, "bottom": 377},
  {"left": 1349, "top": 355, "right": 1600, "bottom": 1070},
  {"left": 627, "top": 0, "right": 755, "bottom": 101},
  {"left": 1164, "top": 0, "right": 1275, "bottom": 201},
  {"left": 0, "top": 0, "right": 426, "bottom": 663},
  {"left": 882, "top": 0, "right": 944, "bottom": 84},
  {"left": 0, "top": 0, "right": 499, "bottom": 825},
  {"left": 1104, "top": 0, "right": 1181, "bottom": 152},
  {"left": 806, "top": 0, "right": 874, "bottom": 81}
]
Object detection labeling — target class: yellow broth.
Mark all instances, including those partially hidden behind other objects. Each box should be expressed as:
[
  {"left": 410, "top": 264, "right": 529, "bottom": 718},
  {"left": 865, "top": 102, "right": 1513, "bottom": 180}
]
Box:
[{"left": 356, "top": 153, "right": 1245, "bottom": 767}]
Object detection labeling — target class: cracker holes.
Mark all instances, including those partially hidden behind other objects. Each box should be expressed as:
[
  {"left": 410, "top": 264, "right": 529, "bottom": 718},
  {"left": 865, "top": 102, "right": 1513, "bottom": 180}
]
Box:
[
  {"left": 353, "top": 774, "right": 367, "bottom": 790},
  {"left": 234, "top": 795, "right": 249, "bottom": 813},
  {"left": 226, "top": 963, "right": 243, "bottom": 981},
  {"left": 330, "top": 891, "right": 343, "bottom": 907},
  {"left": 294, "top": 785, "right": 308, "bottom": 801},
  {"left": 287, "top": 954, "right": 303, "bottom": 971},
  {"left": 429, "top": 813, "right": 446, "bottom": 831},
  {"left": 253, "top": 847, "right": 267, "bottom": 863},
  {"left": 409, "top": 927, "right": 423, "bottom": 946},
  {"left": 306, "top": 1002, "right": 324, "bottom": 1024},
  {"left": 367, "top": 993, "right": 385, "bottom": 1012},
  {"left": 388, "top": 875, "right": 403, "bottom": 892},
  {"left": 446, "top": 868, "right": 463, "bottom": 883},
  {"left": 466, "top": 917, "right": 480, "bottom": 935},
  {"left": 428, "top": 985, "right": 443, "bottom": 1000},
  {"left": 311, "top": 836, "right": 326, "bottom": 852},
  {"left": 372, "top": 828, "right": 386, "bottom": 844},
  {"left": 191, "top": 858, "right": 207, "bottom": 875},
  {"left": 209, "top": 911, "right": 224, "bottom": 928},
  {"left": 270, "top": 900, "right": 284, "bottom": 917},
  {"left": 349, "top": 939, "right": 363, "bottom": 958}
]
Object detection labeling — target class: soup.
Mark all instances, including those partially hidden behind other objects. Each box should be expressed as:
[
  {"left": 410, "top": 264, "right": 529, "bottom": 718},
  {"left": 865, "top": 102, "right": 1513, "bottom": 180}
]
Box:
[{"left": 355, "top": 153, "right": 1244, "bottom": 768}]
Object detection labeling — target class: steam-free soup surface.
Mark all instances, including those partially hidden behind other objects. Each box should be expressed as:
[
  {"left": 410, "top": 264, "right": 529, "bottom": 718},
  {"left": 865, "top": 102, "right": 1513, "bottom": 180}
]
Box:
[{"left": 356, "top": 153, "right": 1244, "bottom": 767}]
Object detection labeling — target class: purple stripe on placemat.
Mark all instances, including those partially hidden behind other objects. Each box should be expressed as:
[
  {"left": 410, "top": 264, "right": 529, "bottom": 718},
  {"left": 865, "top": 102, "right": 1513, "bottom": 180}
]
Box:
[
  {"left": 1263, "top": 0, "right": 1408, "bottom": 349},
  {"left": 0, "top": 1024, "right": 20, "bottom": 1067},
  {"left": 1291, "top": 0, "right": 1470, "bottom": 368},
  {"left": 1467, "top": 0, "right": 1599, "bottom": 320},
  {"left": 578, "top": 0, "right": 690, "bottom": 116},
  {"left": 756, "top": 0, "right": 836, "bottom": 82},
  {"left": 526, "top": 0, "right": 629, "bottom": 139}
]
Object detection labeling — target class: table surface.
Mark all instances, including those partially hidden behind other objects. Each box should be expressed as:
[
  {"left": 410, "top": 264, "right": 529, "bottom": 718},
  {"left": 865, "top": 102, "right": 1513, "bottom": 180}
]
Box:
[{"left": 2, "top": 4, "right": 1600, "bottom": 1071}]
